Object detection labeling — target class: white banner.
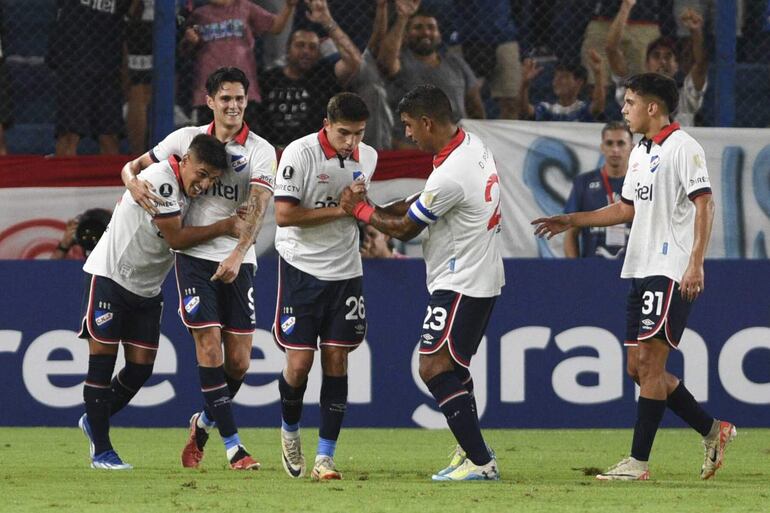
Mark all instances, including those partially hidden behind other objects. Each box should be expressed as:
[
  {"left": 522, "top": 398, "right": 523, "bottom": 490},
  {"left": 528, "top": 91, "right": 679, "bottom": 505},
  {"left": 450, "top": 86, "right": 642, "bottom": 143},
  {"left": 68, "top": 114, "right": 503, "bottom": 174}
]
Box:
[{"left": 1, "top": 122, "right": 768, "bottom": 259}]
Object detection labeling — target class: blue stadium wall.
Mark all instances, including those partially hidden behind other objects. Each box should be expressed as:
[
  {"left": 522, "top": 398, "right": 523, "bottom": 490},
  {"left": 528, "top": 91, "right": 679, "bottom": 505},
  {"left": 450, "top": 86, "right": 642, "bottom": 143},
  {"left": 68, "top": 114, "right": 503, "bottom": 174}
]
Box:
[{"left": 1, "top": 258, "right": 768, "bottom": 428}]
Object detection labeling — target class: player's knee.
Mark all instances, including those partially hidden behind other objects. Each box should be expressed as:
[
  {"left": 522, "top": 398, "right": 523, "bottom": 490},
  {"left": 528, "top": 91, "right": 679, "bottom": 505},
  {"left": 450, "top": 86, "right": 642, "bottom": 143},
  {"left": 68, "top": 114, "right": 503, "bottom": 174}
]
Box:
[
  {"left": 418, "top": 357, "right": 452, "bottom": 384},
  {"left": 285, "top": 355, "right": 313, "bottom": 382},
  {"left": 626, "top": 360, "right": 640, "bottom": 384},
  {"left": 224, "top": 358, "right": 249, "bottom": 380},
  {"left": 320, "top": 347, "right": 348, "bottom": 376}
]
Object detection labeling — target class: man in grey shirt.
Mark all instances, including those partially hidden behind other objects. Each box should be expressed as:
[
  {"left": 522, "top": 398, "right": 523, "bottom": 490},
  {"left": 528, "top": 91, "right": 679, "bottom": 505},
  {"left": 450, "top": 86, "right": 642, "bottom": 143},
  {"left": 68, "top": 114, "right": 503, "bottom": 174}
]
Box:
[{"left": 378, "top": 0, "right": 484, "bottom": 147}]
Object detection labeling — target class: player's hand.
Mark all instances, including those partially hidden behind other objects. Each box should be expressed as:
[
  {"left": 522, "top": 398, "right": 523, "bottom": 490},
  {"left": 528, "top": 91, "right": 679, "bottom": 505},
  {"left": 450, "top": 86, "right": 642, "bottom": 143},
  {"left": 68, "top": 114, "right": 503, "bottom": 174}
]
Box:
[
  {"left": 127, "top": 177, "right": 163, "bottom": 216},
  {"left": 531, "top": 215, "right": 573, "bottom": 239},
  {"left": 679, "top": 263, "right": 704, "bottom": 302},
  {"left": 587, "top": 48, "right": 603, "bottom": 74},
  {"left": 680, "top": 7, "right": 704, "bottom": 33},
  {"left": 224, "top": 215, "right": 248, "bottom": 239},
  {"left": 184, "top": 26, "right": 200, "bottom": 46},
  {"left": 211, "top": 251, "right": 243, "bottom": 284},
  {"left": 305, "top": 0, "right": 333, "bottom": 26},
  {"left": 340, "top": 186, "right": 367, "bottom": 215},
  {"left": 60, "top": 218, "right": 78, "bottom": 248}
]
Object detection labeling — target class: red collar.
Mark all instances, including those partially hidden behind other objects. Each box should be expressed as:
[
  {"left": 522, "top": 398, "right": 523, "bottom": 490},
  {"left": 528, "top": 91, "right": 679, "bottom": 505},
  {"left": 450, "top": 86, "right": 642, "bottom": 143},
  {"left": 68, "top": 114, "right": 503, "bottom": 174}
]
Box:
[
  {"left": 433, "top": 128, "right": 466, "bottom": 168},
  {"left": 318, "top": 128, "right": 360, "bottom": 162},
  {"left": 168, "top": 156, "right": 186, "bottom": 196},
  {"left": 206, "top": 121, "right": 250, "bottom": 146},
  {"left": 651, "top": 122, "right": 680, "bottom": 146}
]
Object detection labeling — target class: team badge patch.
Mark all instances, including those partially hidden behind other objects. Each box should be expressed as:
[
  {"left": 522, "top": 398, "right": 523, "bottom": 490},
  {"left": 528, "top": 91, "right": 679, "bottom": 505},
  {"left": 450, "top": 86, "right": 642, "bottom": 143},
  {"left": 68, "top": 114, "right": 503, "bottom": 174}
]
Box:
[
  {"left": 649, "top": 155, "right": 660, "bottom": 173},
  {"left": 282, "top": 166, "right": 294, "bottom": 179},
  {"left": 353, "top": 170, "right": 364, "bottom": 181},
  {"left": 280, "top": 315, "right": 296, "bottom": 335},
  {"left": 94, "top": 310, "right": 113, "bottom": 327},
  {"left": 159, "top": 183, "right": 173, "bottom": 198},
  {"left": 422, "top": 192, "right": 435, "bottom": 208},
  {"left": 231, "top": 154, "right": 248, "bottom": 173},
  {"left": 184, "top": 295, "right": 200, "bottom": 315}
]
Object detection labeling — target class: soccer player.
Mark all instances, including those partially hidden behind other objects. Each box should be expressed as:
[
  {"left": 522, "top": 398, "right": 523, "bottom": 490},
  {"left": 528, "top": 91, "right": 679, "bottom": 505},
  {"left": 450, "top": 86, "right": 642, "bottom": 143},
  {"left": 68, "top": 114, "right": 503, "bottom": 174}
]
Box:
[
  {"left": 340, "top": 85, "right": 504, "bottom": 481},
  {"left": 78, "top": 134, "right": 234, "bottom": 469},
  {"left": 121, "top": 67, "right": 277, "bottom": 470},
  {"left": 563, "top": 121, "right": 633, "bottom": 259},
  {"left": 272, "top": 92, "right": 377, "bottom": 480},
  {"left": 532, "top": 73, "right": 735, "bottom": 481}
]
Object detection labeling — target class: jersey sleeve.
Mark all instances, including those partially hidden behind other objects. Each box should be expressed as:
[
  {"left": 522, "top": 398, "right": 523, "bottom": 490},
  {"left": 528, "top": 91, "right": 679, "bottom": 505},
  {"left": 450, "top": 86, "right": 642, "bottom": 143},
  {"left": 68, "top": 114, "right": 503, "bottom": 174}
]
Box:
[
  {"left": 273, "top": 142, "right": 307, "bottom": 204},
  {"left": 140, "top": 167, "right": 182, "bottom": 218},
  {"left": 149, "top": 128, "right": 188, "bottom": 163},
  {"left": 676, "top": 140, "right": 711, "bottom": 200},
  {"left": 249, "top": 140, "right": 278, "bottom": 192},
  {"left": 620, "top": 168, "right": 635, "bottom": 205},
  {"left": 407, "top": 171, "right": 464, "bottom": 227}
]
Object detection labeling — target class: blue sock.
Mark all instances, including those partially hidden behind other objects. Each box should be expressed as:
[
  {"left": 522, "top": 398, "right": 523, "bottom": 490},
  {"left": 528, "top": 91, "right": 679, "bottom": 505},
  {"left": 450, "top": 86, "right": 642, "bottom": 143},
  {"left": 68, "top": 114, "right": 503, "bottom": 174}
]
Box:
[
  {"left": 223, "top": 433, "right": 241, "bottom": 451},
  {"left": 317, "top": 437, "right": 337, "bottom": 458},
  {"left": 200, "top": 410, "right": 216, "bottom": 428},
  {"left": 282, "top": 420, "right": 299, "bottom": 432}
]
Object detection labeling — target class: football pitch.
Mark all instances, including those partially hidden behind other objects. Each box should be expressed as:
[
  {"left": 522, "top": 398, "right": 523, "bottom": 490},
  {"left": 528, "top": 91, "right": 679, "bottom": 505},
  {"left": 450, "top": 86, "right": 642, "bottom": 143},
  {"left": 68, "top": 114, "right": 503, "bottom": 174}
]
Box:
[{"left": 2, "top": 427, "right": 767, "bottom": 513}]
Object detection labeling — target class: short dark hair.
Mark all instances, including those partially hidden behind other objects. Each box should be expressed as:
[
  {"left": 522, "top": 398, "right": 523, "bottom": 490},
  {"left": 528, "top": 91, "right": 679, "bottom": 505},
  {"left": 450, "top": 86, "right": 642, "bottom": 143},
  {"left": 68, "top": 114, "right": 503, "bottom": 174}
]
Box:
[
  {"left": 409, "top": 8, "right": 439, "bottom": 24},
  {"left": 555, "top": 62, "right": 588, "bottom": 83},
  {"left": 187, "top": 134, "right": 229, "bottom": 171},
  {"left": 624, "top": 72, "right": 679, "bottom": 116},
  {"left": 327, "top": 93, "right": 370, "bottom": 123},
  {"left": 601, "top": 120, "right": 633, "bottom": 140},
  {"left": 397, "top": 85, "right": 454, "bottom": 123},
  {"left": 646, "top": 37, "right": 677, "bottom": 61},
  {"left": 205, "top": 67, "right": 250, "bottom": 97}
]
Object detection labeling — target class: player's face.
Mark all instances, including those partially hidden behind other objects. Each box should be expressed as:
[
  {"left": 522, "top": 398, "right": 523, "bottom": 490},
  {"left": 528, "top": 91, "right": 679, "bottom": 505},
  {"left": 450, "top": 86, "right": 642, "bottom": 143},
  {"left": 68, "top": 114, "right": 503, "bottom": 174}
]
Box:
[
  {"left": 400, "top": 112, "right": 431, "bottom": 152},
  {"left": 323, "top": 119, "right": 366, "bottom": 158},
  {"left": 600, "top": 129, "right": 632, "bottom": 170},
  {"left": 207, "top": 82, "right": 247, "bottom": 130},
  {"left": 646, "top": 46, "right": 678, "bottom": 76},
  {"left": 180, "top": 153, "right": 223, "bottom": 197},
  {"left": 621, "top": 90, "right": 650, "bottom": 134},
  {"left": 287, "top": 31, "right": 321, "bottom": 73},
  {"left": 407, "top": 16, "right": 440, "bottom": 56}
]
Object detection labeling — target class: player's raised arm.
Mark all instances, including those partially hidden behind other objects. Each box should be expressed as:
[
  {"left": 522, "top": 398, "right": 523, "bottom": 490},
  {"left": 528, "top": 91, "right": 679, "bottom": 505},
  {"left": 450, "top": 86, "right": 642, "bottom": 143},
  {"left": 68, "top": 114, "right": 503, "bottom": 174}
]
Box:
[{"left": 121, "top": 152, "right": 162, "bottom": 215}]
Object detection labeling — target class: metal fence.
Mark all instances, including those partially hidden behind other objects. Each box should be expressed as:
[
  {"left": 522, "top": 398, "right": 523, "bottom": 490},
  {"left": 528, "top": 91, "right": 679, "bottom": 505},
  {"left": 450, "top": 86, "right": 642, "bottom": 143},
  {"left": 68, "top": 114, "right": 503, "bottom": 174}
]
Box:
[{"left": 0, "top": 0, "right": 767, "bottom": 155}]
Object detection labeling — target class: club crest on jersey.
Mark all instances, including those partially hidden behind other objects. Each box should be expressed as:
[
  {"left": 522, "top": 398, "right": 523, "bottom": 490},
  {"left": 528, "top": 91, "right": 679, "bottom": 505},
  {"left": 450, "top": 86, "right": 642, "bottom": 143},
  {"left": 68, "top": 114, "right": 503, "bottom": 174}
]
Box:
[
  {"left": 352, "top": 170, "right": 364, "bottom": 182},
  {"left": 159, "top": 183, "right": 173, "bottom": 198},
  {"left": 184, "top": 295, "right": 200, "bottom": 315},
  {"left": 231, "top": 154, "right": 248, "bottom": 173},
  {"left": 280, "top": 315, "right": 296, "bottom": 335},
  {"left": 94, "top": 310, "right": 113, "bottom": 327},
  {"left": 649, "top": 155, "right": 661, "bottom": 173}
]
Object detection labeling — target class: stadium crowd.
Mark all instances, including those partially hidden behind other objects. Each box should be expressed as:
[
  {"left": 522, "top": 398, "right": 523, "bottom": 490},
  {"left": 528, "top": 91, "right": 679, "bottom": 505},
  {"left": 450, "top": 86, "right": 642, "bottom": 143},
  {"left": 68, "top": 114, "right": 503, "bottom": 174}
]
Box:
[{"left": 1, "top": 0, "right": 768, "bottom": 155}]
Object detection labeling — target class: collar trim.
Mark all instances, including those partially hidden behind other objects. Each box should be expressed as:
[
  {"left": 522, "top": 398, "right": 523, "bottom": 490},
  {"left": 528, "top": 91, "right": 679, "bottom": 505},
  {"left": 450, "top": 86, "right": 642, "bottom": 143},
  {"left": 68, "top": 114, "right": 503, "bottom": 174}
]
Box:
[
  {"left": 206, "top": 121, "right": 250, "bottom": 146},
  {"left": 433, "top": 128, "right": 466, "bottom": 168},
  {"left": 318, "top": 128, "right": 360, "bottom": 162}
]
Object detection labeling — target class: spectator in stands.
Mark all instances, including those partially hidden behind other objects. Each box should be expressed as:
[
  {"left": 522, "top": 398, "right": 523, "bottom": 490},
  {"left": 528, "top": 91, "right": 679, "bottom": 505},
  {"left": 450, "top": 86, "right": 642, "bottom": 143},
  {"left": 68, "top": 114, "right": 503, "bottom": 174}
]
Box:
[
  {"left": 48, "top": 0, "right": 130, "bottom": 156},
  {"left": 359, "top": 224, "right": 405, "bottom": 259},
  {"left": 0, "top": 2, "right": 10, "bottom": 155},
  {"left": 182, "top": 0, "right": 298, "bottom": 132},
  {"left": 378, "top": 2, "right": 484, "bottom": 147},
  {"left": 564, "top": 121, "right": 633, "bottom": 259},
  {"left": 519, "top": 53, "right": 606, "bottom": 121},
  {"left": 606, "top": 1, "right": 707, "bottom": 126},
  {"left": 450, "top": 0, "right": 521, "bottom": 119},
  {"left": 126, "top": 0, "right": 154, "bottom": 154},
  {"left": 581, "top": 0, "right": 675, "bottom": 85},
  {"left": 258, "top": 0, "right": 361, "bottom": 148},
  {"left": 349, "top": 0, "right": 393, "bottom": 149}
]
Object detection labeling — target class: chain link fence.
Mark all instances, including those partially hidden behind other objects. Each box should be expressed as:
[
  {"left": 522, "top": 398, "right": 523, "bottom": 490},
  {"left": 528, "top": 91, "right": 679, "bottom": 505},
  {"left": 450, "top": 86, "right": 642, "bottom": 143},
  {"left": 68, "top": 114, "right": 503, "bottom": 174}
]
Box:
[{"left": 1, "top": 0, "right": 768, "bottom": 155}]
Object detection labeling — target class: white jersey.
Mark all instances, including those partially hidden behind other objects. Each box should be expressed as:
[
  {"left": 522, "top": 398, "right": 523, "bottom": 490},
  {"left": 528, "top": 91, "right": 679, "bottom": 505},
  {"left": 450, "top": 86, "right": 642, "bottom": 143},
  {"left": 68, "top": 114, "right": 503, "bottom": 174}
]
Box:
[
  {"left": 407, "top": 129, "right": 505, "bottom": 297},
  {"left": 614, "top": 72, "right": 707, "bottom": 127},
  {"left": 150, "top": 123, "right": 277, "bottom": 265},
  {"left": 620, "top": 123, "right": 712, "bottom": 282},
  {"left": 274, "top": 129, "right": 378, "bottom": 280},
  {"left": 84, "top": 158, "right": 188, "bottom": 297}
]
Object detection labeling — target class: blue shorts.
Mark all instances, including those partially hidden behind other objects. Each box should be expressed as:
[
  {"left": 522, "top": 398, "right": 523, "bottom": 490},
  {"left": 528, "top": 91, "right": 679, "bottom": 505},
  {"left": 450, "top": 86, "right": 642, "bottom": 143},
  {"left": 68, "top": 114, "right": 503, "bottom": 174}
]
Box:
[
  {"left": 174, "top": 253, "right": 256, "bottom": 334},
  {"left": 78, "top": 273, "right": 163, "bottom": 350},
  {"left": 418, "top": 290, "right": 497, "bottom": 368},
  {"left": 625, "top": 275, "right": 693, "bottom": 348},
  {"left": 272, "top": 258, "right": 366, "bottom": 351}
]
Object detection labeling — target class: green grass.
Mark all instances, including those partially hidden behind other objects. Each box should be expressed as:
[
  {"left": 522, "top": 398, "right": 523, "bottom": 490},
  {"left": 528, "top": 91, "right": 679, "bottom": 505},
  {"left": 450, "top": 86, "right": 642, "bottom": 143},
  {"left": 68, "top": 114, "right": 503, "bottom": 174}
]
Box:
[{"left": 2, "top": 428, "right": 768, "bottom": 513}]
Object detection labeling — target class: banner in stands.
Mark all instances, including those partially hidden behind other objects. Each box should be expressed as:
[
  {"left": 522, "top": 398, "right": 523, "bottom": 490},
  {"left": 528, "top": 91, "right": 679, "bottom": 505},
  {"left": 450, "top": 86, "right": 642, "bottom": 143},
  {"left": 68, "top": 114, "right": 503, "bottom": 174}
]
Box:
[
  {"left": 1, "top": 259, "right": 768, "bottom": 428},
  {"left": 1, "top": 122, "right": 768, "bottom": 259}
]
